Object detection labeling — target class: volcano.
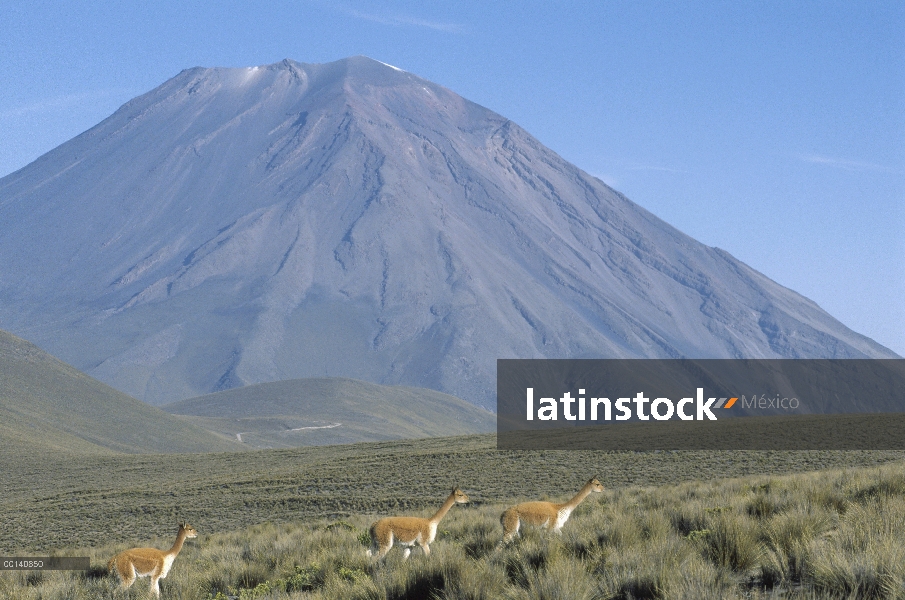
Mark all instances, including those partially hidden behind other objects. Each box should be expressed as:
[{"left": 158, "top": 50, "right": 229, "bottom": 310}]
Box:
[{"left": 0, "top": 56, "right": 895, "bottom": 408}]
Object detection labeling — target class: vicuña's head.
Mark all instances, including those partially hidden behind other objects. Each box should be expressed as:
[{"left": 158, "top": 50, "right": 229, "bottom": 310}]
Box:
[
  {"left": 452, "top": 487, "right": 469, "bottom": 504},
  {"left": 179, "top": 522, "right": 198, "bottom": 538},
  {"left": 588, "top": 477, "right": 604, "bottom": 493}
]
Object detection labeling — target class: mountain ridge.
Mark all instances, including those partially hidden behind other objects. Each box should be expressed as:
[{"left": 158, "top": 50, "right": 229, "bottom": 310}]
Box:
[
  {"left": 162, "top": 377, "right": 495, "bottom": 448},
  {"left": 0, "top": 56, "right": 896, "bottom": 408},
  {"left": 0, "top": 329, "right": 244, "bottom": 454}
]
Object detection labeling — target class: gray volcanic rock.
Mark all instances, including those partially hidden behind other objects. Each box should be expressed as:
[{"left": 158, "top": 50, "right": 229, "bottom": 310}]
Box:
[{"left": 0, "top": 57, "right": 896, "bottom": 408}]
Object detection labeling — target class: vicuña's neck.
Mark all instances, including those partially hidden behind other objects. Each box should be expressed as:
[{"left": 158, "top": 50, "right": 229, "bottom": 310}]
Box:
[
  {"left": 168, "top": 531, "right": 188, "bottom": 556},
  {"left": 564, "top": 483, "right": 595, "bottom": 510},
  {"left": 429, "top": 492, "right": 458, "bottom": 524}
]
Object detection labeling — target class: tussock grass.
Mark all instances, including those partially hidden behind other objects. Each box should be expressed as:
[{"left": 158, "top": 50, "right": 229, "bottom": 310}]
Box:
[
  {"left": 6, "top": 459, "right": 905, "bottom": 598},
  {"left": 7, "top": 436, "right": 902, "bottom": 554}
]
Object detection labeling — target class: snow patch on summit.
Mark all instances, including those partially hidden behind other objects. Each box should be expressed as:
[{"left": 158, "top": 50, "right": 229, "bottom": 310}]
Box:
[{"left": 376, "top": 60, "right": 404, "bottom": 72}]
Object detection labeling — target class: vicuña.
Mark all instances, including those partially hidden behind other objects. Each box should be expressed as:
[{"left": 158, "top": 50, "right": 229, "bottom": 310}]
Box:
[
  {"left": 367, "top": 487, "right": 469, "bottom": 560},
  {"left": 107, "top": 521, "right": 197, "bottom": 597},
  {"left": 499, "top": 477, "right": 603, "bottom": 544}
]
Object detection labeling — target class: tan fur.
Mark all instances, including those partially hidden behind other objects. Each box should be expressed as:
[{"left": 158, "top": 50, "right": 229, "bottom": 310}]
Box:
[
  {"left": 499, "top": 477, "right": 603, "bottom": 545},
  {"left": 108, "top": 522, "right": 197, "bottom": 597},
  {"left": 368, "top": 487, "right": 468, "bottom": 560}
]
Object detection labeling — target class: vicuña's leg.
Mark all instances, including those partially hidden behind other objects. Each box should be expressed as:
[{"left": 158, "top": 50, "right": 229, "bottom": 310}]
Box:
[
  {"left": 118, "top": 560, "right": 136, "bottom": 589},
  {"left": 501, "top": 508, "right": 521, "bottom": 543},
  {"left": 151, "top": 564, "right": 164, "bottom": 597}
]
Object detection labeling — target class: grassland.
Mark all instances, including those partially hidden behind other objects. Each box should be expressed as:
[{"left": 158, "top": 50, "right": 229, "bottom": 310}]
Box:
[
  {"left": 2, "top": 432, "right": 905, "bottom": 598},
  {"left": 500, "top": 411, "right": 905, "bottom": 450}
]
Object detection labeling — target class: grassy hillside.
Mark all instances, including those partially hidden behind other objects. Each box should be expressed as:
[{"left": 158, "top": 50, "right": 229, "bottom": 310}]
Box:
[
  {"left": 0, "top": 330, "right": 243, "bottom": 455},
  {"left": 162, "top": 378, "right": 495, "bottom": 448},
  {"left": 2, "top": 441, "right": 905, "bottom": 598}
]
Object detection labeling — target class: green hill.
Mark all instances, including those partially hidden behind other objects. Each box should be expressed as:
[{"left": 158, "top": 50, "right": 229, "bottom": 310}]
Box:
[
  {"left": 162, "top": 377, "right": 495, "bottom": 448},
  {"left": 0, "top": 330, "right": 244, "bottom": 455}
]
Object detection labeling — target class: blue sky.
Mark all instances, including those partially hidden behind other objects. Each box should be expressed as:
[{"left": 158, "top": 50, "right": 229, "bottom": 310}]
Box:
[{"left": 2, "top": 1, "right": 903, "bottom": 355}]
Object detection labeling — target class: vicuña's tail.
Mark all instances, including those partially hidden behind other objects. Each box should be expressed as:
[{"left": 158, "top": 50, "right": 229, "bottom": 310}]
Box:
[
  {"left": 500, "top": 507, "right": 520, "bottom": 530},
  {"left": 500, "top": 507, "right": 513, "bottom": 527},
  {"left": 107, "top": 556, "right": 117, "bottom": 574}
]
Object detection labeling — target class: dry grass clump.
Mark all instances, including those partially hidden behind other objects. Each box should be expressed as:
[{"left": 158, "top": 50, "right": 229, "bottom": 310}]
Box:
[{"left": 6, "top": 461, "right": 905, "bottom": 598}]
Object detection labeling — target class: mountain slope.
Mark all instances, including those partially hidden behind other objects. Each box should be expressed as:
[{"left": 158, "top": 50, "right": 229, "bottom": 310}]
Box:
[
  {"left": 0, "top": 56, "right": 896, "bottom": 408},
  {"left": 162, "top": 377, "right": 494, "bottom": 448},
  {"left": 0, "top": 330, "right": 243, "bottom": 454}
]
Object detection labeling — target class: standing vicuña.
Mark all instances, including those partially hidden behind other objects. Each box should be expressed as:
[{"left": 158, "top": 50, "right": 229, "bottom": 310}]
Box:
[
  {"left": 367, "top": 487, "right": 469, "bottom": 560},
  {"left": 499, "top": 477, "right": 603, "bottom": 544},
  {"left": 107, "top": 521, "right": 197, "bottom": 597}
]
